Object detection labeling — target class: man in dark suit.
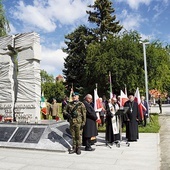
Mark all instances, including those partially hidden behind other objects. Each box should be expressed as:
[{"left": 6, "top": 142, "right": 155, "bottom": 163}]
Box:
[
  {"left": 157, "top": 95, "right": 162, "bottom": 114},
  {"left": 141, "top": 96, "right": 148, "bottom": 127},
  {"left": 83, "top": 94, "right": 98, "bottom": 151}
]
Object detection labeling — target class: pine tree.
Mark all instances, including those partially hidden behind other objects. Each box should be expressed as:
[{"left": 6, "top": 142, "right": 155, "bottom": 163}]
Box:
[
  {"left": 86, "top": 0, "right": 122, "bottom": 42},
  {"left": 63, "top": 25, "right": 95, "bottom": 95}
]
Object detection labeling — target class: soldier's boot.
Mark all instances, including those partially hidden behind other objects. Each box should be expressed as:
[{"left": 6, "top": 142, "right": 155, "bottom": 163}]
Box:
[
  {"left": 69, "top": 146, "right": 76, "bottom": 154},
  {"left": 76, "top": 147, "right": 81, "bottom": 155}
]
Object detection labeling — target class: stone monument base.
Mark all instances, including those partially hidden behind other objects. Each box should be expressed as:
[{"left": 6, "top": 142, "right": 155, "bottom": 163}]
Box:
[{"left": 0, "top": 120, "right": 72, "bottom": 152}]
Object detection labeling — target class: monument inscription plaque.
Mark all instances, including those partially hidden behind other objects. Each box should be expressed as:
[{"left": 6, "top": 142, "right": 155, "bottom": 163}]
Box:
[
  {"left": 25, "top": 127, "right": 45, "bottom": 143},
  {"left": 10, "top": 127, "right": 30, "bottom": 142},
  {"left": 0, "top": 127, "right": 16, "bottom": 142}
]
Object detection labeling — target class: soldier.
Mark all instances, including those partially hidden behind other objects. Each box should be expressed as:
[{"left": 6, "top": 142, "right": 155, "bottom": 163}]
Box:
[
  {"left": 51, "top": 98, "right": 59, "bottom": 120},
  {"left": 63, "top": 92, "right": 86, "bottom": 155}
]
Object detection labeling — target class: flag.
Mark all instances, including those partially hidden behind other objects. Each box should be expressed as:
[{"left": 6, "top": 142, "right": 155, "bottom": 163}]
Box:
[
  {"left": 120, "top": 90, "right": 128, "bottom": 106},
  {"left": 94, "top": 88, "right": 103, "bottom": 112},
  {"left": 109, "top": 71, "right": 113, "bottom": 99},
  {"left": 40, "top": 91, "right": 47, "bottom": 115},
  {"left": 134, "top": 87, "right": 144, "bottom": 120},
  {"left": 94, "top": 88, "right": 102, "bottom": 124}
]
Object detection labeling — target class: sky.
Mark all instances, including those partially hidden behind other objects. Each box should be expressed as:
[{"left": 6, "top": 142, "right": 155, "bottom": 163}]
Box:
[{"left": 2, "top": 0, "right": 170, "bottom": 77}]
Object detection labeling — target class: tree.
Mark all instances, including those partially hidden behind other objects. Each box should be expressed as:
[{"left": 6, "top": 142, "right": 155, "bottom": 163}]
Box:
[
  {"left": 63, "top": 0, "right": 123, "bottom": 96},
  {"left": 0, "top": 0, "right": 10, "bottom": 36},
  {"left": 146, "top": 41, "right": 170, "bottom": 93},
  {"left": 86, "top": 0, "right": 122, "bottom": 42},
  {"left": 40, "top": 70, "right": 54, "bottom": 83},
  {"left": 85, "top": 31, "right": 170, "bottom": 97},
  {"left": 63, "top": 25, "right": 95, "bottom": 96},
  {"left": 40, "top": 70, "right": 65, "bottom": 102}
]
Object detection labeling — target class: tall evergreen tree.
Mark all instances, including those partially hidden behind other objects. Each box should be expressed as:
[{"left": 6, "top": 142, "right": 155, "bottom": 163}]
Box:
[
  {"left": 0, "top": 0, "right": 10, "bottom": 36},
  {"left": 63, "top": 25, "right": 95, "bottom": 95},
  {"left": 63, "top": 0, "right": 123, "bottom": 96},
  {"left": 86, "top": 0, "right": 122, "bottom": 42}
]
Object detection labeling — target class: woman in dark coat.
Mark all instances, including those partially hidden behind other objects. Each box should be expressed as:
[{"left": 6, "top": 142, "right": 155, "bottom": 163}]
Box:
[
  {"left": 83, "top": 94, "right": 98, "bottom": 151},
  {"left": 124, "top": 94, "right": 140, "bottom": 141}
]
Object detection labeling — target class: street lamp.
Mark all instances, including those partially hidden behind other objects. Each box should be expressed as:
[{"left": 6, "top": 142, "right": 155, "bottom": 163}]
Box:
[{"left": 142, "top": 42, "right": 149, "bottom": 111}]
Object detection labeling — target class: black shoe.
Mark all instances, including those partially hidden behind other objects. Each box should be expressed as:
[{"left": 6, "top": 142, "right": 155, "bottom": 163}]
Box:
[
  {"left": 69, "top": 148, "right": 76, "bottom": 154},
  {"left": 85, "top": 147, "right": 95, "bottom": 151},
  {"left": 76, "top": 147, "right": 81, "bottom": 155},
  {"left": 128, "top": 140, "right": 137, "bottom": 142}
]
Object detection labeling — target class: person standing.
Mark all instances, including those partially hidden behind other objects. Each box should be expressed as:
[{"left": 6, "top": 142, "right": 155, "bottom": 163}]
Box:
[
  {"left": 105, "top": 97, "right": 120, "bottom": 144},
  {"left": 124, "top": 93, "right": 140, "bottom": 142},
  {"left": 63, "top": 92, "right": 86, "bottom": 155},
  {"left": 158, "top": 95, "right": 162, "bottom": 114},
  {"left": 99, "top": 97, "right": 106, "bottom": 127},
  {"left": 141, "top": 96, "right": 148, "bottom": 126},
  {"left": 83, "top": 94, "right": 98, "bottom": 151},
  {"left": 41, "top": 99, "right": 51, "bottom": 120},
  {"left": 51, "top": 99, "right": 59, "bottom": 120}
]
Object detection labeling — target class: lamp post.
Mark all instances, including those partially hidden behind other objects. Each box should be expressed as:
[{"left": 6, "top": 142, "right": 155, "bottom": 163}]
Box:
[{"left": 142, "top": 42, "right": 149, "bottom": 112}]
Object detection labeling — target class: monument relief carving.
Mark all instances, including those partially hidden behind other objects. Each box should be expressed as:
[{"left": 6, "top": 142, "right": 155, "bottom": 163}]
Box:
[{"left": 0, "top": 32, "right": 41, "bottom": 122}]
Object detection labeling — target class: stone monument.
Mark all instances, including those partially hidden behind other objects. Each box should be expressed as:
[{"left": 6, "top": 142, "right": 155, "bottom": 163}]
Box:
[{"left": 0, "top": 32, "right": 41, "bottom": 122}]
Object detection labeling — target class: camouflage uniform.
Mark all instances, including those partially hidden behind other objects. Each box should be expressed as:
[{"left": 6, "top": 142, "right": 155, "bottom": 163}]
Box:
[{"left": 63, "top": 100, "right": 86, "bottom": 154}]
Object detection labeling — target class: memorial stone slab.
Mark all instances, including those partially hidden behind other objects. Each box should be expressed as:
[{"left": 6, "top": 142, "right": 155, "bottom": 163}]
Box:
[
  {"left": 25, "top": 127, "right": 45, "bottom": 143},
  {"left": 0, "top": 121, "right": 72, "bottom": 152},
  {"left": 0, "top": 127, "right": 16, "bottom": 142},
  {"left": 10, "top": 127, "right": 30, "bottom": 142}
]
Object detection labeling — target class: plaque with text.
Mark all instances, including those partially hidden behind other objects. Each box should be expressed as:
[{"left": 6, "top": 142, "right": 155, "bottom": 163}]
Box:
[
  {"left": 0, "top": 127, "right": 16, "bottom": 142},
  {"left": 10, "top": 127, "right": 30, "bottom": 143},
  {"left": 25, "top": 127, "right": 45, "bottom": 143}
]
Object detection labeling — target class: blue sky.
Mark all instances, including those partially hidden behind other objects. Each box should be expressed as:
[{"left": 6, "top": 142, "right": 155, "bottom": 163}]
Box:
[{"left": 2, "top": 0, "right": 170, "bottom": 77}]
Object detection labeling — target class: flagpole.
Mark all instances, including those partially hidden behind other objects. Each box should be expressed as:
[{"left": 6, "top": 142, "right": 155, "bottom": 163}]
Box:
[
  {"left": 109, "top": 71, "right": 113, "bottom": 99},
  {"left": 96, "top": 83, "right": 97, "bottom": 90},
  {"left": 124, "top": 84, "right": 127, "bottom": 96},
  {"left": 69, "top": 83, "right": 74, "bottom": 102}
]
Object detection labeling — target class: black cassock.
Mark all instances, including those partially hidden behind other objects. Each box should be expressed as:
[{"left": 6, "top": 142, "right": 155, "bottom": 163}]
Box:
[
  {"left": 105, "top": 103, "right": 120, "bottom": 143},
  {"left": 123, "top": 100, "right": 140, "bottom": 141},
  {"left": 82, "top": 101, "right": 98, "bottom": 146}
]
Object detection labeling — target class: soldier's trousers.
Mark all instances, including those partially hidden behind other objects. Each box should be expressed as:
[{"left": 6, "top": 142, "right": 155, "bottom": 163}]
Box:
[{"left": 70, "top": 123, "right": 82, "bottom": 147}]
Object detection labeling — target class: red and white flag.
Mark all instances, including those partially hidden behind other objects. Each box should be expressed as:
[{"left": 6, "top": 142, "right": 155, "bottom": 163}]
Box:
[
  {"left": 120, "top": 90, "right": 128, "bottom": 106},
  {"left": 94, "top": 88, "right": 103, "bottom": 123},
  {"left": 94, "top": 88, "right": 103, "bottom": 112},
  {"left": 134, "top": 87, "right": 144, "bottom": 120}
]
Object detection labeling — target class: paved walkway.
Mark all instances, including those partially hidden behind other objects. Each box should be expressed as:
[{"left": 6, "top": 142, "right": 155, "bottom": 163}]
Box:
[
  {"left": 0, "top": 133, "right": 160, "bottom": 170},
  {"left": 159, "top": 115, "right": 170, "bottom": 170},
  {"left": 0, "top": 105, "right": 169, "bottom": 170}
]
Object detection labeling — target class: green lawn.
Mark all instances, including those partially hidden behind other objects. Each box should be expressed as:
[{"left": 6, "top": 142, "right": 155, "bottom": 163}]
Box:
[{"left": 98, "top": 114, "right": 160, "bottom": 133}]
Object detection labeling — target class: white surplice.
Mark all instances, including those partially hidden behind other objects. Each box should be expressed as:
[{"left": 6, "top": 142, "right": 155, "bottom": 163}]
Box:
[{"left": 108, "top": 103, "right": 120, "bottom": 134}]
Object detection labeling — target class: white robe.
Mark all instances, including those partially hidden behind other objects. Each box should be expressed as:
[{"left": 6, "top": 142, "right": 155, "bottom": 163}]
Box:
[{"left": 108, "top": 103, "right": 119, "bottom": 134}]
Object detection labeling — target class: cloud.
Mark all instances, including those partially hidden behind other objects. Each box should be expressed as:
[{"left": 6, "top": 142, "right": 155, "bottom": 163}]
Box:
[
  {"left": 118, "top": 0, "right": 152, "bottom": 9},
  {"left": 152, "top": 1, "right": 170, "bottom": 21},
  {"left": 10, "top": 0, "right": 95, "bottom": 33},
  {"left": 140, "top": 33, "right": 156, "bottom": 42},
  {"left": 118, "top": 10, "right": 146, "bottom": 31},
  {"left": 8, "top": 23, "right": 17, "bottom": 34},
  {"left": 11, "top": 1, "right": 56, "bottom": 32},
  {"left": 40, "top": 46, "right": 67, "bottom": 76}
]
